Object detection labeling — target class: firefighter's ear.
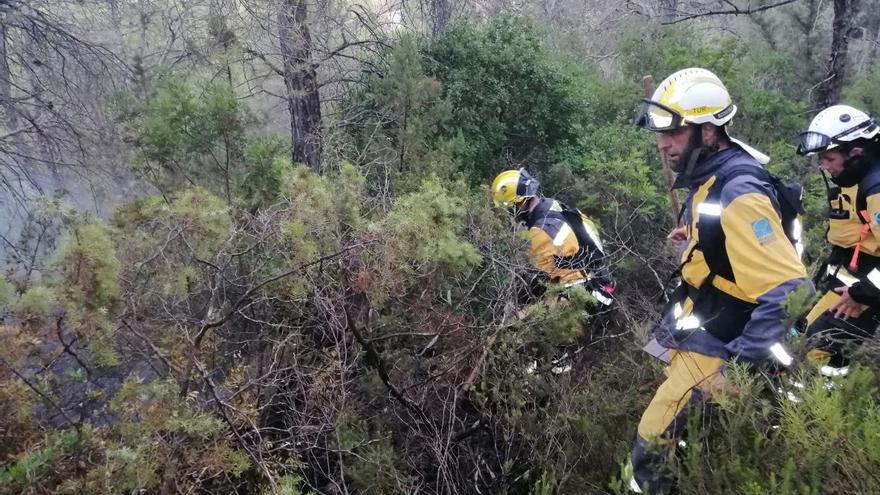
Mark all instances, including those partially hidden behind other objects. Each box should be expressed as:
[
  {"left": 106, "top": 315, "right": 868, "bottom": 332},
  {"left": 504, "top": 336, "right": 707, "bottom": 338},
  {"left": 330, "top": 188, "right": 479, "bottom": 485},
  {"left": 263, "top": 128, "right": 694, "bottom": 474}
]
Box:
[
  {"left": 701, "top": 123, "right": 724, "bottom": 148},
  {"left": 848, "top": 146, "right": 865, "bottom": 158}
]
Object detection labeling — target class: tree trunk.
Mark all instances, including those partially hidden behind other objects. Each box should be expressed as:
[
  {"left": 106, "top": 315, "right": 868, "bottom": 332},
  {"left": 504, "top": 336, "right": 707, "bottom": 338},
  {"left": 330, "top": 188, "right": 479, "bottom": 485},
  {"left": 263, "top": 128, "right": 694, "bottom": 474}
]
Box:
[
  {"left": 109, "top": 0, "right": 122, "bottom": 32},
  {"left": 858, "top": 0, "right": 880, "bottom": 65},
  {"left": 108, "top": 0, "right": 127, "bottom": 56},
  {"left": 816, "top": 0, "right": 859, "bottom": 108},
  {"left": 658, "top": 0, "right": 678, "bottom": 22},
  {"left": 430, "top": 0, "right": 452, "bottom": 38},
  {"left": 132, "top": 0, "right": 150, "bottom": 99},
  {"left": 0, "top": 18, "right": 19, "bottom": 138},
  {"left": 278, "top": 0, "right": 321, "bottom": 171},
  {"left": 872, "top": 21, "right": 880, "bottom": 65},
  {"left": 802, "top": 0, "right": 821, "bottom": 85}
]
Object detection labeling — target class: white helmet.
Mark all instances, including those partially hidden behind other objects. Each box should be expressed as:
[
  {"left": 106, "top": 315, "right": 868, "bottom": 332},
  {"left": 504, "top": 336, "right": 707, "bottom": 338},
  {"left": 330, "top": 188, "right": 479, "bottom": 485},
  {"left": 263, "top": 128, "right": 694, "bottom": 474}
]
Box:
[
  {"left": 797, "top": 104, "right": 879, "bottom": 156},
  {"left": 635, "top": 68, "right": 737, "bottom": 131},
  {"left": 635, "top": 67, "right": 769, "bottom": 164}
]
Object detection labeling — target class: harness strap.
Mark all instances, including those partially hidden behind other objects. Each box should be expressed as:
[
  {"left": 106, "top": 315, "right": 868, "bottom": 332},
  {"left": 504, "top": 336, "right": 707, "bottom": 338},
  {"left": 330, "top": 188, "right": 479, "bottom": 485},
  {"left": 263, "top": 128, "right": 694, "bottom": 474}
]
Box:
[{"left": 849, "top": 211, "right": 872, "bottom": 271}]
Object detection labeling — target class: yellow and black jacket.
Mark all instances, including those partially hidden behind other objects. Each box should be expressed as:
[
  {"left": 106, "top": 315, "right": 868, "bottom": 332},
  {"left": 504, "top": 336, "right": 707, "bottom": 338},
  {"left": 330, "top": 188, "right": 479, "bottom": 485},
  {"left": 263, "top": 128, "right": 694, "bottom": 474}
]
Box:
[
  {"left": 524, "top": 198, "right": 613, "bottom": 302},
  {"left": 657, "top": 147, "right": 812, "bottom": 365},
  {"left": 821, "top": 158, "right": 880, "bottom": 304}
]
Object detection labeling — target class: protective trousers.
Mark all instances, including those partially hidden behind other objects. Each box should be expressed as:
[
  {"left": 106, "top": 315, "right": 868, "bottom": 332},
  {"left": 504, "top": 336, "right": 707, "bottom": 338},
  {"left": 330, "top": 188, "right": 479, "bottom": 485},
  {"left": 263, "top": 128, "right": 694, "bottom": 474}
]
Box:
[
  {"left": 629, "top": 350, "right": 724, "bottom": 494},
  {"left": 805, "top": 279, "right": 880, "bottom": 369}
]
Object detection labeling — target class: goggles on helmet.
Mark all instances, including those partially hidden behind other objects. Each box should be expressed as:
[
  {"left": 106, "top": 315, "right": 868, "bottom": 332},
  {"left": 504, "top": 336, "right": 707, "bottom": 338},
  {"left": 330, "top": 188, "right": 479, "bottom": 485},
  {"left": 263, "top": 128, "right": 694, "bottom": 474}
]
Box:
[
  {"left": 634, "top": 99, "right": 685, "bottom": 132},
  {"left": 634, "top": 98, "right": 736, "bottom": 132},
  {"left": 796, "top": 118, "right": 878, "bottom": 155}
]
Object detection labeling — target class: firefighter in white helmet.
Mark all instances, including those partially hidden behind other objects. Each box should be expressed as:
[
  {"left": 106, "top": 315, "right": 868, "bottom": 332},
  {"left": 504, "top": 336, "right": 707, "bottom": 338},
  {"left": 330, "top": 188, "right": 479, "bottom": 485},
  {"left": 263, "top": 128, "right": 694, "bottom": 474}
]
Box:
[
  {"left": 797, "top": 104, "right": 880, "bottom": 377},
  {"left": 627, "top": 68, "right": 812, "bottom": 494}
]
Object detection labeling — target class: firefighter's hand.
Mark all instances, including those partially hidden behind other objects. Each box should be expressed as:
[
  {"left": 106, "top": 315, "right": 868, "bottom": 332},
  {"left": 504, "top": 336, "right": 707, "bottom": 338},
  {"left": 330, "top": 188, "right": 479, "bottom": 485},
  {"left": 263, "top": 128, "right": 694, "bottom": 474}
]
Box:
[
  {"left": 667, "top": 225, "right": 688, "bottom": 248},
  {"left": 701, "top": 371, "right": 739, "bottom": 400},
  {"left": 831, "top": 286, "right": 868, "bottom": 320}
]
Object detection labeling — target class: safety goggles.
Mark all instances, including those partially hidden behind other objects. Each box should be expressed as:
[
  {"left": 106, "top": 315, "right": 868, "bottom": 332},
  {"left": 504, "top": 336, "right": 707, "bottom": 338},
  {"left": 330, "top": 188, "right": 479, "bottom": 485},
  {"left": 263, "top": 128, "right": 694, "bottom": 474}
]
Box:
[
  {"left": 633, "top": 99, "right": 685, "bottom": 132},
  {"left": 796, "top": 118, "right": 878, "bottom": 155},
  {"left": 634, "top": 99, "right": 735, "bottom": 132}
]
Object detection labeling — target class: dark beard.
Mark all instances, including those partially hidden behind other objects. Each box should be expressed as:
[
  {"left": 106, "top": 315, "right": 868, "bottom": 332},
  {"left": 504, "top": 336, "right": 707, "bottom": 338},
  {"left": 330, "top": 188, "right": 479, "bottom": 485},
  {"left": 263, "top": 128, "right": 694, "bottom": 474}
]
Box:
[
  {"left": 831, "top": 154, "right": 871, "bottom": 187},
  {"left": 671, "top": 127, "right": 713, "bottom": 175}
]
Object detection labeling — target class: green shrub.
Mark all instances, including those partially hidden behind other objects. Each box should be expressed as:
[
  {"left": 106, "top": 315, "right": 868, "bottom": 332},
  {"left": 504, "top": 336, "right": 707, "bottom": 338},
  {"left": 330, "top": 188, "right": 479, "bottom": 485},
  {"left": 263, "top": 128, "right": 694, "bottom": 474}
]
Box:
[
  {"left": 0, "top": 430, "right": 80, "bottom": 491},
  {"left": 425, "top": 15, "right": 602, "bottom": 180},
  {"left": 52, "top": 222, "right": 121, "bottom": 312},
  {"left": 844, "top": 62, "right": 880, "bottom": 112},
  {"left": 671, "top": 364, "right": 880, "bottom": 494},
  {"left": 113, "top": 74, "right": 248, "bottom": 199},
  {"left": 238, "top": 136, "right": 289, "bottom": 209},
  {"left": 12, "top": 286, "right": 57, "bottom": 321}
]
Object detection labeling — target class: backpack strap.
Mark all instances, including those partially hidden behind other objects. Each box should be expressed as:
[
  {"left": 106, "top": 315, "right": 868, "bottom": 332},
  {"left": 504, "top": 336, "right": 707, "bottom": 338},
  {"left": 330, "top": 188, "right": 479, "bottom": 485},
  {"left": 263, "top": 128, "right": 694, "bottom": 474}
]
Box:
[
  {"left": 554, "top": 202, "right": 605, "bottom": 272},
  {"left": 854, "top": 163, "right": 880, "bottom": 224}
]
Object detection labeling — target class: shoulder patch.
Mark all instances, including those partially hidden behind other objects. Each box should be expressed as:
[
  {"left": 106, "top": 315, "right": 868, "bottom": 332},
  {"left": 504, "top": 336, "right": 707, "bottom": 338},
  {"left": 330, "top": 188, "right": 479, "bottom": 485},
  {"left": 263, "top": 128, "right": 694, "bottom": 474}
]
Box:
[
  {"left": 751, "top": 218, "right": 776, "bottom": 245},
  {"left": 874, "top": 212, "right": 880, "bottom": 225}
]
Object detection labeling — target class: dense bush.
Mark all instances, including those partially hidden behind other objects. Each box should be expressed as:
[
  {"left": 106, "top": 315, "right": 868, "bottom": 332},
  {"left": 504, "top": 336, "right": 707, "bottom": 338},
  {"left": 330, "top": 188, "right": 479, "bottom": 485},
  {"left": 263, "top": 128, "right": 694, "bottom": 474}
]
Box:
[{"left": 4, "top": 14, "right": 880, "bottom": 495}]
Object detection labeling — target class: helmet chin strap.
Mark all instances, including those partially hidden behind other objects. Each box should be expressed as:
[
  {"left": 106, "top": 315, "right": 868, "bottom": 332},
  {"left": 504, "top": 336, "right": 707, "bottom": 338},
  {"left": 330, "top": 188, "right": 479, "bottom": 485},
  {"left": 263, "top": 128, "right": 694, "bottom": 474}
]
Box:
[
  {"left": 678, "top": 124, "right": 713, "bottom": 184},
  {"left": 680, "top": 146, "right": 703, "bottom": 182},
  {"left": 821, "top": 168, "right": 833, "bottom": 191},
  {"left": 820, "top": 169, "right": 840, "bottom": 204}
]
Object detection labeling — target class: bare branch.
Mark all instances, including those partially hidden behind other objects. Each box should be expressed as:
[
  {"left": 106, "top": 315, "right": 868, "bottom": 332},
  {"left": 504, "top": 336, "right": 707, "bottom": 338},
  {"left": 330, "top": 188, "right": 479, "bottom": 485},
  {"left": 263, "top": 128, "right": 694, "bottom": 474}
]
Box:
[{"left": 662, "top": 0, "right": 798, "bottom": 24}]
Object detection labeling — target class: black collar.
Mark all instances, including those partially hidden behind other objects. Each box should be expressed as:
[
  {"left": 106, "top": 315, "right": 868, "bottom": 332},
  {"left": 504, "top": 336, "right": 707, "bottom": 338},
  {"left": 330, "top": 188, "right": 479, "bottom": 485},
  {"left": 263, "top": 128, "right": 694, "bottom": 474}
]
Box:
[
  {"left": 523, "top": 197, "right": 554, "bottom": 228},
  {"left": 672, "top": 146, "right": 752, "bottom": 189}
]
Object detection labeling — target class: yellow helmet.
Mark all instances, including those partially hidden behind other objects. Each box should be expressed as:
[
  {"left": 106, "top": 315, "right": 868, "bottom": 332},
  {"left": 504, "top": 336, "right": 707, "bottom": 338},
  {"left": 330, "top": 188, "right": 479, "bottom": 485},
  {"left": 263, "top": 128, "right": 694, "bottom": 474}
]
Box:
[
  {"left": 635, "top": 67, "right": 736, "bottom": 132},
  {"left": 490, "top": 168, "right": 539, "bottom": 207}
]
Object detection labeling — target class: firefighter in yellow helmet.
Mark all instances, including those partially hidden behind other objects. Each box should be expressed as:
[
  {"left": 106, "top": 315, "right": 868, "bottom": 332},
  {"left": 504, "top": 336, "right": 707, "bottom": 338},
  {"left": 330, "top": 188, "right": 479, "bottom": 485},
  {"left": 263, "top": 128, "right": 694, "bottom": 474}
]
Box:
[
  {"left": 797, "top": 104, "right": 880, "bottom": 377},
  {"left": 627, "top": 68, "right": 813, "bottom": 494},
  {"left": 490, "top": 168, "right": 614, "bottom": 307}
]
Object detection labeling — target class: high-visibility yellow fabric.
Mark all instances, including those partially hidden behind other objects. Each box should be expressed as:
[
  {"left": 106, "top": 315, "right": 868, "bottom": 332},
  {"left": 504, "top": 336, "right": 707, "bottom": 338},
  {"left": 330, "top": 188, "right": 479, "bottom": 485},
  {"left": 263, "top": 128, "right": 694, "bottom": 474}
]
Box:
[
  {"left": 807, "top": 290, "right": 841, "bottom": 325},
  {"left": 529, "top": 226, "right": 586, "bottom": 284},
  {"left": 865, "top": 192, "right": 880, "bottom": 255},
  {"left": 806, "top": 288, "right": 869, "bottom": 325},
  {"left": 679, "top": 181, "right": 806, "bottom": 304},
  {"left": 806, "top": 348, "right": 832, "bottom": 363},
  {"left": 528, "top": 200, "right": 603, "bottom": 285},
  {"left": 680, "top": 177, "right": 715, "bottom": 287},
  {"left": 827, "top": 185, "right": 880, "bottom": 256},
  {"left": 637, "top": 350, "right": 725, "bottom": 439},
  {"left": 722, "top": 193, "right": 808, "bottom": 299}
]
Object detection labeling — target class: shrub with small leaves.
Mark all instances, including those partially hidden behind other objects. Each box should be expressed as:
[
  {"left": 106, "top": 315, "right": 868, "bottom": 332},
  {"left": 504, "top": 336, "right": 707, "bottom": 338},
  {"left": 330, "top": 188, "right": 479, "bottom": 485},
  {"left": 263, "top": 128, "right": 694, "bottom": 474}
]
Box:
[
  {"left": 12, "top": 286, "right": 57, "bottom": 322},
  {"left": 52, "top": 222, "right": 121, "bottom": 312}
]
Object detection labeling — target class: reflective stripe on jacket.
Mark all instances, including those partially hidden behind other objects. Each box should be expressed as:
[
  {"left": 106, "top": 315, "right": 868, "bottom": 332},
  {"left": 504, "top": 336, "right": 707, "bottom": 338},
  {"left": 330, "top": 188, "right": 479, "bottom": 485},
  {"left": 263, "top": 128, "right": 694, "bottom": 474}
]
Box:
[
  {"left": 526, "top": 198, "right": 605, "bottom": 285},
  {"left": 655, "top": 147, "right": 813, "bottom": 365},
  {"left": 825, "top": 159, "right": 880, "bottom": 304}
]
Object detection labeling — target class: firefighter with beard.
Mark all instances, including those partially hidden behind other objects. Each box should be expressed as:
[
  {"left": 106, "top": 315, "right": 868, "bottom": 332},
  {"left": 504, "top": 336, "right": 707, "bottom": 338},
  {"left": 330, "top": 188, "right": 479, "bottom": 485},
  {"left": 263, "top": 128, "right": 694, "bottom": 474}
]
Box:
[{"left": 627, "top": 68, "right": 813, "bottom": 494}]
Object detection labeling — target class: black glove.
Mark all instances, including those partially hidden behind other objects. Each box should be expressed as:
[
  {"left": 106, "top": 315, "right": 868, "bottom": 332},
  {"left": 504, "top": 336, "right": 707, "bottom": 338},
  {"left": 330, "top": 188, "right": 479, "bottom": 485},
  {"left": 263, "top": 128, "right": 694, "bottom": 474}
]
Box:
[
  {"left": 847, "top": 281, "right": 880, "bottom": 305},
  {"left": 515, "top": 269, "right": 550, "bottom": 304}
]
